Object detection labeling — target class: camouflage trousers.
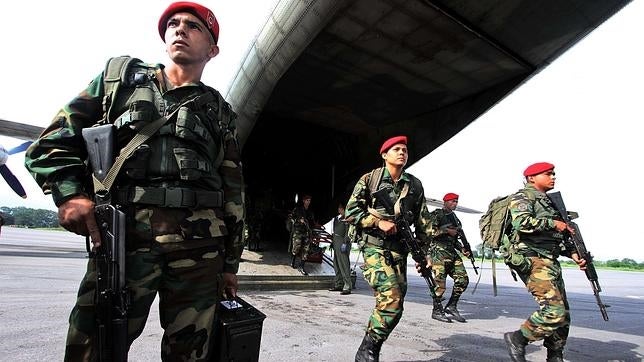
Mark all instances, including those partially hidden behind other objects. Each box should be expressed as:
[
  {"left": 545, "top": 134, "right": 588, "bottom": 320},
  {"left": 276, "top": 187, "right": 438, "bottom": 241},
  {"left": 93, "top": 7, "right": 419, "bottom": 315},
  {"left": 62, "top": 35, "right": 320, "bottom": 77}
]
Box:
[
  {"left": 64, "top": 240, "right": 226, "bottom": 361},
  {"left": 360, "top": 246, "right": 408, "bottom": 343},
  {"left": 291, "top": 229, "right": 311, "bottom": 260},
  {"left": 430, "top": 248, "right": 469, "bottom": 299},
  {"left": 515, "top": 256, "right": 570, "bottom": 351}
]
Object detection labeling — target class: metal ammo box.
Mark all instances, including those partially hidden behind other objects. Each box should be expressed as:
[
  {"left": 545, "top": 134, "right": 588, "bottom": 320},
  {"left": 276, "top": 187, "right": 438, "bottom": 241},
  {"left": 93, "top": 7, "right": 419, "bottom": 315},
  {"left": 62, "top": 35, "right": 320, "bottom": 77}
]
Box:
[{"left": 212, "top": 296, "right": 266, "bottom": 361}]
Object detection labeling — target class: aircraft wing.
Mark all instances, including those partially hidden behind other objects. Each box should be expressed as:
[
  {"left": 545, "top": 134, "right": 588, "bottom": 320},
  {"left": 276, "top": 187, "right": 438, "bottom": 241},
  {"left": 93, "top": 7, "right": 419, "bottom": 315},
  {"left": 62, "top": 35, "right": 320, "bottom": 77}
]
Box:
[
  {"left": 228, "top": 0, "right": 632, "bottom": 222},
  {"left": 0, "top": 119, "right": 44, "bottom": 141},
  {"left": 426, "top": 198, "right": 482, "bottom": 215}
]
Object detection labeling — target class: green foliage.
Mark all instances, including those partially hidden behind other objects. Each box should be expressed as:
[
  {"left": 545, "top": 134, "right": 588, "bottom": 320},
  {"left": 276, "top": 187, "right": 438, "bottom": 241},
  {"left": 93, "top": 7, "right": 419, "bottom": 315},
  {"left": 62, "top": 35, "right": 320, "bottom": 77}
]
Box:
[
  {"left": 0, "top": 206, "right": 59, "bottom": 228},
  {"left": 561, "top": 258, "right": 644, "bottom": 271},
  {"left": 475, "top": 243, "right": 644, "bottom": 270}
]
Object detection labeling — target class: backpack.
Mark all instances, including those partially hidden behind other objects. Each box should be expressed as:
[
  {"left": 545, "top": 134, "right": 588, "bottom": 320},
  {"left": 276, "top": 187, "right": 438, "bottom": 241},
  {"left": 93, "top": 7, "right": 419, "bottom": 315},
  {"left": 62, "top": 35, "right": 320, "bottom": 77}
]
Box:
[
  {"left": 479, "top": 189, "right": 536, "bottom": 251},
  {"left": 478, "top": 195, "right": 513, "bottom": 251},
  {"left": 101, "top": 56, "right": 141, "bottom": 123},
  {"left": 347, "top": 167, "right": 384, "bottom": 244},
  {"left": 475, "top": 190, "right": 536, "bottom": 296}
]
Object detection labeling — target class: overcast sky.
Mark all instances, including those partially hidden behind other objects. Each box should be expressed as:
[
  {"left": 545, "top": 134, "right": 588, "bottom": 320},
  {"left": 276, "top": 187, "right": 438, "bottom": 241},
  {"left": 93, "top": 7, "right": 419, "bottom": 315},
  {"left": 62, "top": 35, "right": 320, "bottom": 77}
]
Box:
[{"left": 1, "top": 1, "right": 641, "bottom": 261}]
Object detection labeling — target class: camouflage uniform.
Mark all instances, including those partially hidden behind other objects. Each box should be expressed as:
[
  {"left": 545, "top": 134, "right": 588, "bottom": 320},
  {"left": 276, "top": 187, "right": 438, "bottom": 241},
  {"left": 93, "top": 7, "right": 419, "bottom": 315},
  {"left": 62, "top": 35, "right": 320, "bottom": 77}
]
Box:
[
  {"left": 345, "top": 167, "right": 433, "bottom": 343},
  {"left": 25, "top": 58, "right": 244, "bottom": 361},
  {"left": 428, "top": 208, "right": 469, "bottom": 300},
  {"left": 507, "top": 184, "right": 575, "bottom": 353},
  {"left": 290, "top": 203, "right": 314, "bottom": 261}
]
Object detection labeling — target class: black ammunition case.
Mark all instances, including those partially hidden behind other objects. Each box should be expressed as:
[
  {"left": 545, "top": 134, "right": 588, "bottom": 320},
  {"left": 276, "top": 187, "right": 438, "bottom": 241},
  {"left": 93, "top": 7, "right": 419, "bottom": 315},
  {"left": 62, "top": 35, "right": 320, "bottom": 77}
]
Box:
[{"left": 212, "top": 296, "right": 266, "bottom": 361}]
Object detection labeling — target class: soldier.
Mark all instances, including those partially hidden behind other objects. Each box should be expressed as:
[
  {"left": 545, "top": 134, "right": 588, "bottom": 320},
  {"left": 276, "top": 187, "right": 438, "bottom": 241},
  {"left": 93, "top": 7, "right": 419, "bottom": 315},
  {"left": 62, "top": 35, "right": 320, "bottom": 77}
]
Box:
[
  {"left": 427, "top": 192, "right": 470, "bottom": 323},
  {"left": 345, "top": 135, "right": 434, "bottom": 362},
  {"left": 290, "top": 194, "right": 316, "bottom": 275},
  {"left": 503, "top": 162, "right": 586, "bottom": 362},
  {"left": 24, "top": 2, "right": 245, "bottom": 360},
  {"left": 329, "top": 203, "right": 352, "bottom": 295}
]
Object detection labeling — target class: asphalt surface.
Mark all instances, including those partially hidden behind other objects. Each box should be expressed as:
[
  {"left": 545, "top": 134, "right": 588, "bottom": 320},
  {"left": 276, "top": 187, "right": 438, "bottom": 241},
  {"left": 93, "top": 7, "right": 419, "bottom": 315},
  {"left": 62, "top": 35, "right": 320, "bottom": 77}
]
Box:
[{"left": 1, "top": 227, "right": 643, "bottom": 361}]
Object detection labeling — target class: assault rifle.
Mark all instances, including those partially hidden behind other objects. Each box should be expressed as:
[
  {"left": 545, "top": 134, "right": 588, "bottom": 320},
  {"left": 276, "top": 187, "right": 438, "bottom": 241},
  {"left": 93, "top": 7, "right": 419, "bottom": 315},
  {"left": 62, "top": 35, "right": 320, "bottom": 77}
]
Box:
[
  {"left": 548, "top": 191, "right": 609, "bottom": 321},
  {"left": 456, "top": 229, "right": 479, "bottom": 275},
  {"left": 439, "top": 223, "right": 479, "bottom": 275},
  {"left": 372, "top": 188, "right": 440, "bottom": 302},
  {"left": 83, "top": 124, "right": 129, "bottom": 361}
]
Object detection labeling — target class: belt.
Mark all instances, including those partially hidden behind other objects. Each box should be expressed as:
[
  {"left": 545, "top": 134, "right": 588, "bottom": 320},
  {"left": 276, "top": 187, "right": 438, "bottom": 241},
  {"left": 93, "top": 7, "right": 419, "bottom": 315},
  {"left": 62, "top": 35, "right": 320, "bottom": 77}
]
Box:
[
  {"left": 364, "top": 233, "right": 407, "bottom": 253},
  {"left": 115, "top": 186, "right": 223, "bottom": 208},
  {"left": 520, "top": 249, "right": 560, "bottom": 259}
]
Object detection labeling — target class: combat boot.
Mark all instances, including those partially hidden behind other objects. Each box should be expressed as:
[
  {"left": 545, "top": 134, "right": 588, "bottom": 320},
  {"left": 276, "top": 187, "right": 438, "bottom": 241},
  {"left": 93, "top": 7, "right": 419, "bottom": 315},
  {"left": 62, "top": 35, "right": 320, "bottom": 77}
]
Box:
[
  {"left": 444, "top": 294, "right": 466, "bottom": 322},
  {"left": 431, "top": 299, "right": 452, "bottom": 323},
  {"left": 298, "top": 260, "right": 309, "bottom": 276},
  {"left": 546, "top": 348, "right": 564, "bottom": 362},
  {"left": 503, "top": 330, "right": 528, "bottom": 362},
  {"left": 355, "top": 333, "right": 383, "bottom": 362}
]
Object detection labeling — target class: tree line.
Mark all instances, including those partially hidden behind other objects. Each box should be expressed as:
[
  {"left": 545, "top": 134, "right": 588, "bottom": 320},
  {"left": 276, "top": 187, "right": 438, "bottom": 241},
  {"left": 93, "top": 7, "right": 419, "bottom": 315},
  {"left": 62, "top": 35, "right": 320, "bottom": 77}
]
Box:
[
  {"left": 2, "top": 205, "right": 642, "bottom": 269},
  {"left": 0, "top": 206, "right": 59, "bottom": 229},
  {"left": 471, "top": 243, "right": 644, "bottom": 270}
]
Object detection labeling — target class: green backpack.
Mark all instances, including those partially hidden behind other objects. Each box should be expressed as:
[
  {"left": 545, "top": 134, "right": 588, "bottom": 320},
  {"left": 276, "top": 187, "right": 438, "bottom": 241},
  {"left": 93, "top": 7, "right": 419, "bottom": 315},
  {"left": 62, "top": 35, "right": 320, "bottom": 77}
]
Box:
[
  {"left": 478, "top": 195, "right": 513, "bottom": 252},
  {"left": 476, "top": 190, "right": 536, "bottom": 295},
  {"left": 347, "top": 167, "right": 384, "bottom": 245}
]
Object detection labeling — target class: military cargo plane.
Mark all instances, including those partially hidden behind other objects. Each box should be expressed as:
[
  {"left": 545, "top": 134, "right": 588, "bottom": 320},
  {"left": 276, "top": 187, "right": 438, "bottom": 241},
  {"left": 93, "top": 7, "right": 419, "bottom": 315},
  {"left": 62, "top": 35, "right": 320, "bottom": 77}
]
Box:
[{"left": 0, "top": 0, "right": 632, "bottom": 250}]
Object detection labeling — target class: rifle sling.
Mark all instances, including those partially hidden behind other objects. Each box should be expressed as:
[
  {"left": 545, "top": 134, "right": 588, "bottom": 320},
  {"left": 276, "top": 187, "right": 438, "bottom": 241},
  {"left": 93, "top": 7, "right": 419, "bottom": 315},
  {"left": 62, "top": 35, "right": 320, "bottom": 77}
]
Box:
[
  {"left": 367, "top": 182, "right": 409, "bottom": 220},
  {"left": 92, "top": 105, "right": 183, "bottom": 195}
]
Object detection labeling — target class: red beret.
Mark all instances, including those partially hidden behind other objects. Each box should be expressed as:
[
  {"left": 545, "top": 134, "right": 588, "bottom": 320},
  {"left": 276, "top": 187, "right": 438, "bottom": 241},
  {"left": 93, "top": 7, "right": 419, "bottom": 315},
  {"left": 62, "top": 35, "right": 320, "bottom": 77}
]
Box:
[
  {"left": 159, "top": 2, "right": 219, "bottom": 44},
  {"left": 379, "top": 136, "right": 407, "bottom": 154},
  {"left": 443, "top": 193, "right": 459, "bottom": 202},
  {"left": 523, "top": 162, "right": 555, "bottom": 177}
]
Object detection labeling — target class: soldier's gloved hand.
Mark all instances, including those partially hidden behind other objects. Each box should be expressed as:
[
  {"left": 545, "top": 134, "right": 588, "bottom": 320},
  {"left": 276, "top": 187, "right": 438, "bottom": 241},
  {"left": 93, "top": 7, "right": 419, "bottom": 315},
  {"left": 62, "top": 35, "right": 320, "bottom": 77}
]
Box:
[
  {"left": 58, "top": 195, "right": 102, "bottom": 248},
  {"left": 223, "top": 272, "right": 239, "bottom": 299}
]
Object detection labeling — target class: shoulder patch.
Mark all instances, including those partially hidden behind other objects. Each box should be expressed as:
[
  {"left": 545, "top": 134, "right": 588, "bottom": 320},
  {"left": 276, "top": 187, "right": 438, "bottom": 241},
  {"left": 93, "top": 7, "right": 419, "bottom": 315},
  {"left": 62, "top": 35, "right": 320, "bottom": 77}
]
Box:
[{"left": 516, "top": 201, "right": 529, "bottom": 212}]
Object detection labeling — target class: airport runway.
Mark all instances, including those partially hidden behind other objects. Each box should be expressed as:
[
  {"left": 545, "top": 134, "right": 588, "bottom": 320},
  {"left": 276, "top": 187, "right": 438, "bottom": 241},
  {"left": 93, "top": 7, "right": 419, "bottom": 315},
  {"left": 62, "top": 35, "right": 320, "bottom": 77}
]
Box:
[{"left": 1, "top": 227, "right": 642, "bottom": 361}]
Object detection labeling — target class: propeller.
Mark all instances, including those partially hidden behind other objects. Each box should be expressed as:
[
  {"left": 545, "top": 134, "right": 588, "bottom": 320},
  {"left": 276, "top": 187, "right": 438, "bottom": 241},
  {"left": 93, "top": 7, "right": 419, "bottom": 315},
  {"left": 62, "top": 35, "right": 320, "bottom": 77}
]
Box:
[{"left": 0, "top": 141, "right": 33, "bottom": 198}]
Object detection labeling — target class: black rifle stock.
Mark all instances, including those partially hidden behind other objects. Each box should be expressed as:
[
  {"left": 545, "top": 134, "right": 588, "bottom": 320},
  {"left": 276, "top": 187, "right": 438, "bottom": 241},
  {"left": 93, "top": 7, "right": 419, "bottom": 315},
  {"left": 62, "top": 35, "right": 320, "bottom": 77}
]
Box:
[
  {"left": 547, "top": 191, "right": 609, "bottom": 321},
  {"left": 371, "top": 188, "right": 439, "bottom": 301},
  {"left": 83, "top": 124, "right": 130, "bottom": 361}
]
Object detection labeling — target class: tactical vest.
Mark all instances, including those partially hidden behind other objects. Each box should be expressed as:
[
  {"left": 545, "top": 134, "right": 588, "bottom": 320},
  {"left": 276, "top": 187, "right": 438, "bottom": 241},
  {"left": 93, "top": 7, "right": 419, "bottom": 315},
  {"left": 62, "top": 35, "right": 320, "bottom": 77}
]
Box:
[
  {"left": 100, "top": 56, "right": 235, "bottom": 208},
  {"left": 432, "top": 209, "right": 460, "bottom": 246}
]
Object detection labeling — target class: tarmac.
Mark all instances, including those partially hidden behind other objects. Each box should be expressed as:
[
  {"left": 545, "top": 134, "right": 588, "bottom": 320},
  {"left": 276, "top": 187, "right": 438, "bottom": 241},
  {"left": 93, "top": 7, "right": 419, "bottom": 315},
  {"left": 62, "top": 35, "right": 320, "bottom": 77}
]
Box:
[{"left": 1, "top": 227, "right": 643, "bottom": 361}]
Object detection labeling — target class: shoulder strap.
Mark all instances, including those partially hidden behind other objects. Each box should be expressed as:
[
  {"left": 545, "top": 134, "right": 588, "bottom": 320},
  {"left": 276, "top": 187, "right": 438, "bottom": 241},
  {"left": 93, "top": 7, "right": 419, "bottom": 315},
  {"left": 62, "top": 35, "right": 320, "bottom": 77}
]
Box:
[
  {"left": 102, "top": 56, "right": 140, "bottom": 122},
  {"left": 367, "top": 167, "right": 384, "bottom": 195},
  {"left": 92, "top": 107, "right": 182, "bottom": 194}
]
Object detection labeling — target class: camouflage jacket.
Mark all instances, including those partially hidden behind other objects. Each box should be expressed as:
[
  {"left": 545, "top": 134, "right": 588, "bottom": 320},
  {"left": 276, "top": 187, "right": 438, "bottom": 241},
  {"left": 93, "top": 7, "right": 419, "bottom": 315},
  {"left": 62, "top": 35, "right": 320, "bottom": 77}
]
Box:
[
  {"left": 24, "top": 58, "right": 245, "bottom": 273},
  {"left": 292, "top": 204, "right": 315, "bottom": 232},
  {"left": 428, "top": 208, "right": 462, "bottom": 251},
  {"left": 509, "top": 184, "right": 573, "bottom": 259},
  {"left": 345, "top": 167, "right": 434, "bottom": 248}
]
